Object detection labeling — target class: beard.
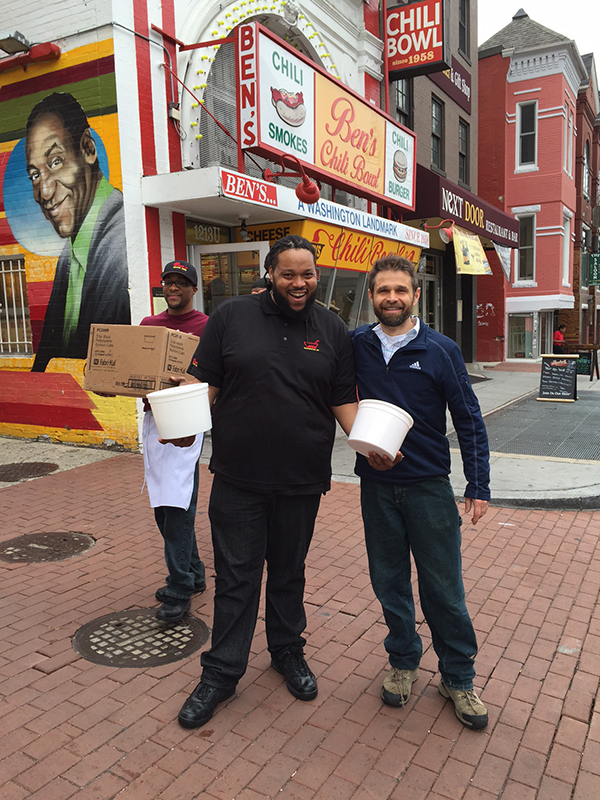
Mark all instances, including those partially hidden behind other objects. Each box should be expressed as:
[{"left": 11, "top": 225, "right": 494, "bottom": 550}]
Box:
[
  {"left": 271, "top": 284, "right": 317, "bottom": 320},
  {"left": 374, "top": 305, "right": 412, "bottom": 328}
]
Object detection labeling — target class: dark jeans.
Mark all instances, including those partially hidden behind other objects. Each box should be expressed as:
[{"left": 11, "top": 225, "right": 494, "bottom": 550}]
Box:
[
  {"left": 200, "top": 476, "right": 321, "bottom": 689},
  {"left": 154, "top": 461, "right": 205, "bottom": 600},
  {"left": 360, "top": 476, "right": 478, "bottom": 690}
]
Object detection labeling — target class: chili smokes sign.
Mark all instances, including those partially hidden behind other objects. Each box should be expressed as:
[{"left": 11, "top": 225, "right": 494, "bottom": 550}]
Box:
[{"left": 236, "top": 22, "right": 416, "bottom": 210}]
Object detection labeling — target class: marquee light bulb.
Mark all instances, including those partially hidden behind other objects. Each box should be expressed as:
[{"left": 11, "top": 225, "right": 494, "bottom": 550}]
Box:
[{"left": 196, "top": 134, "right": 203, "bottom": 140}]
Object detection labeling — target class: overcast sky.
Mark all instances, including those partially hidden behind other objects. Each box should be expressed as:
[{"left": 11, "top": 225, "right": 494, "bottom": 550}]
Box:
[{"left": 478, "top": 3, "right": 599, "bottom": 67}]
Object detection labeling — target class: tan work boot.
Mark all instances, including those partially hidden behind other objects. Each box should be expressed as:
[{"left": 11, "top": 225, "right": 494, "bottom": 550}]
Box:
[
  {"left": 381, "top": 667, "right": 419, "bottom": 707},
  {"left": 439, "top": 681, "right": 488, "bottom": 729}
]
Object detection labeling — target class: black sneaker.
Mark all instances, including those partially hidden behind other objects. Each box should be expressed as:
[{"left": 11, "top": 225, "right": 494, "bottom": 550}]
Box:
[
  {"left": 155, "top": 581, "right": 206, "bottom": 603},
  {"left": 155, "top": 596, "right": 191, "bottom": 623},
  {"left": 271, "top": 650, "right": 318, "bottom": 701},
  {"left": 178, "top": 682, "right": 236, "bottom": 728}
]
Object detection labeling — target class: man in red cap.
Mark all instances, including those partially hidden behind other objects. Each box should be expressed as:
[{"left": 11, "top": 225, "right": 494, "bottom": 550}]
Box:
[{"left": 140, "top": 260, "right": 209, "bottom": 623}]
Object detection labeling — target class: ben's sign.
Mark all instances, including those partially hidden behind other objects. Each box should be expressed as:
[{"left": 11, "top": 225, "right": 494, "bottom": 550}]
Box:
[
  {"left": 236, "top": 22, "right": 416, "bottom": 210},
  {"left": 386, "top": 0, "right": 449, "bottom": 80}
]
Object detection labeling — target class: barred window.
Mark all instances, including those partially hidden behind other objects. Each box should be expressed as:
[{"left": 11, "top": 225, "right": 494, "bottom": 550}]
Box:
[{"left": 0, "top": 257, "right": 32, "bottom": 355}]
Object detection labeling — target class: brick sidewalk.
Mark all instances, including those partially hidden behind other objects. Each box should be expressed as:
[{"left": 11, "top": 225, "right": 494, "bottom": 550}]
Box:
[{"left": 1, "top": 455, "right": 600, "bottom": 799}]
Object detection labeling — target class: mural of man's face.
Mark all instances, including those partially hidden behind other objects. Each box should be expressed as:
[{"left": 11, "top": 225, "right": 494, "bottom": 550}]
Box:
[{"left": 25, "top": 113, "right": 98, "bottom": 239}]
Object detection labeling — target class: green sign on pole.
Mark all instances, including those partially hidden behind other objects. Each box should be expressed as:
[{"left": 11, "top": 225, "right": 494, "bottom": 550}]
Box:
[{"left": 589, "top": 253, "right": 600, "bottom": 286}]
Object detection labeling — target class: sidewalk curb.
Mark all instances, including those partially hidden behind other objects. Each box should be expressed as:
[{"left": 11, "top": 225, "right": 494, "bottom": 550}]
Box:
[{"left": 480, "top": 495, "right": 600, "bottom": 511}]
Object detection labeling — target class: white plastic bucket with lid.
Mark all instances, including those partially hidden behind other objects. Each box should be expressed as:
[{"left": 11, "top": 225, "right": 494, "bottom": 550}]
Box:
[
  {"left": 147, "top": 382, "right": 211, "bottom": 440},
  {"left": 348, "top": 399, "right": 414, "bottom": 460}
]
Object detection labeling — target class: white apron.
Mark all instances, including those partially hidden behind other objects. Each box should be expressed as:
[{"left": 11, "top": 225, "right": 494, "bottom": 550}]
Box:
[{"left": 142, "top": 410, "right": 204, "bottom": 509}]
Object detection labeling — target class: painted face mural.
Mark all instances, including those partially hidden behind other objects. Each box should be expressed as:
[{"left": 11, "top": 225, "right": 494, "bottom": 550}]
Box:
[
  {"left": 0, "top": 50, "right": 136, "bottom": 449},
  {"left": 26, "top": 113, "right": 99, "bottom": 240}
]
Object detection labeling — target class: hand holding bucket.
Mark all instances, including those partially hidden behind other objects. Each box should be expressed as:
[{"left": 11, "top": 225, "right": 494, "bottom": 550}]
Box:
[
  {"left": 147, "top": 382, "right": 212, "bottom": 441},
  {"left": 348, "top": 399, "right": 413, "bottom": 461}
]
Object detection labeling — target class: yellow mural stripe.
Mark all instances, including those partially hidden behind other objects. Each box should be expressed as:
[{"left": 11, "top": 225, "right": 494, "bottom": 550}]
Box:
[
  {"left": 0, "top": 39, "right": 115, "bottom": 88},
  {"left": 0, "top": 422, "right": 139, "bottom": 450}
]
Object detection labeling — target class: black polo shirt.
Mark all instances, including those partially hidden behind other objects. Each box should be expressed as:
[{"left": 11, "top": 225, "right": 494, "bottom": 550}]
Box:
[{"left": 188, "top": 291, "right": 356, "bottom": 494}]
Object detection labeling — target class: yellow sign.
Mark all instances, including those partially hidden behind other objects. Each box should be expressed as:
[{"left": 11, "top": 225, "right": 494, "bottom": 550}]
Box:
[
  {"left": 300, "top": 221, "right": 421, "bottom": 272},
  {"left": 315, "top": 73, "right": 386, "bottom": 197},
  {"left": 231, "top": 220, "right": 421, "bottom": 274},
  {"left": 452, "top": 226, "right": 492, "bottom": 275}
]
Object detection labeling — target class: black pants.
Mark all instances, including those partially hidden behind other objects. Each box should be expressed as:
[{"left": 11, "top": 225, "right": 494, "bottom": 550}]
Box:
[{"left": 200, "top": 476, "right": 321, "bottom": 688}]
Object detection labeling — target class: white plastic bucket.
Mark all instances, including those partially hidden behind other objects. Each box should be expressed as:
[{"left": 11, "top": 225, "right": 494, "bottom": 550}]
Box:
[
  {"left": 147, "top": 382, "right": 211, "bottom": 440},
  {"left": 348, "top": 399, "right": 413, "bottom": 460}
]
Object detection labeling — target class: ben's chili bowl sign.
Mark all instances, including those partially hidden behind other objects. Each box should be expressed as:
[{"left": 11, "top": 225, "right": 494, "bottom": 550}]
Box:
[
  {"left": 314, "top": 74, "right": 386, "bottom": 198},
  {"left": 237, "top": 23, "right": 417, "bottom": 210},
  {"left": 386, "top": 0, "right": 447, "bottom": 79}
]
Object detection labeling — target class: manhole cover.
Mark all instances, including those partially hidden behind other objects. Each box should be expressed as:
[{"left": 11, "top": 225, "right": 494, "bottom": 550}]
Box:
[
  {"left": 0, "top": 531, "right": 95, "bottom": 563},
  {"left": 0, "top": 462, "right": 59, "bottom": 481},
  {"left": 72, "top": 609, "right": 209, "bottom": 667}
]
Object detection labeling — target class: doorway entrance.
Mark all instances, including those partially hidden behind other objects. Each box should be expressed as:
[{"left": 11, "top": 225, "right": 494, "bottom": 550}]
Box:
[{"left": 189, "top": 242, "right": 271, "bottom": 314}]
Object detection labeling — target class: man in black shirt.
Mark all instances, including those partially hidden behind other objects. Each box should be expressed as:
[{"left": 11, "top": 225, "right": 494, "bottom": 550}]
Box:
[{"left": 176, "top": 235, "right": 357, "bottom": 728}]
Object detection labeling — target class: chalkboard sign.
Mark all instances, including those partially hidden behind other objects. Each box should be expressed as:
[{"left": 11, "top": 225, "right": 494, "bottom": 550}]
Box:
[
  {"left": 576, "top": 352, "right": 592, "bottom": 376},
  {"left": 537, "top": 354, "right": 578, "bottom": 402}
]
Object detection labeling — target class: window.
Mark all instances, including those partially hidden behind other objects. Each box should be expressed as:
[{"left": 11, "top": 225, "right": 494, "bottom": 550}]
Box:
[
  {"left": 517, "top": 102, "right": 536, "bottom": 167},
  {"left": 431, "top": 96, "right": 444, "bottom": 171},
  {"left": 517, "top": 216, "right": 535, "bottom": 281},
  {"left": 563, "top": 103, "right": 568, "bottom": 171},
  {"left": 583, "top": 141, "right": 590, "bottom": 198},
  {"left": 0, "top": 257, "right": 32, "bottom": 355},
  {"left": 562, "top": 214, "right": 571, "bottom": 285},
  {"left": 458, "top": 119, "right": 469, "bottom": 185},
  {"left": 395, "top": 79, "right": 412, "bottom": 128},
  {"left": 458, "top": 0, "right": 469, "bottom": 57},
  {"left": 568, "top": 113, "right": 574, "bottom": 175}
]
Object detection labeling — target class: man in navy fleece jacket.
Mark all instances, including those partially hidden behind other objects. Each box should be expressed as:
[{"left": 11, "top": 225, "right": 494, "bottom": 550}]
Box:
[{"left": 351, "top": 254, "right": 490, "bottom": 730}]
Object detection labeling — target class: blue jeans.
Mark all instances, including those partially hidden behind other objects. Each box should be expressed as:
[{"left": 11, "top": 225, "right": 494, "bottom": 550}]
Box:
[
  {"left": 200, "top": 477, "right": 321, "bottom": 689},
  {"left": 154, "top": 461, "right": 205, "bottom": 600},
  {"left": 360, "top": 476, "right": 477, "bottom": 690}
]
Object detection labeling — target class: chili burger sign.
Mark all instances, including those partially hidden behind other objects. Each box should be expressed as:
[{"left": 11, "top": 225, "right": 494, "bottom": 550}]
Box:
[{"left": 236, "top": 22, "right": 416, "bottom": 210}]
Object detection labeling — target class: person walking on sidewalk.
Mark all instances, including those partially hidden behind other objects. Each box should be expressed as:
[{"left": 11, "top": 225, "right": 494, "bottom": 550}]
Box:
[
  {"left": 553, "top": 324, "right": 567, "bottom": 354},
  {"left": 140, "top": 260, "right": 208, "bottom": 623},
  {"left": 171, "top": 235, "right": 357, "bottom": 728},
  {"left": 351, "top": 255, "right": 490, "bottom": 729}
]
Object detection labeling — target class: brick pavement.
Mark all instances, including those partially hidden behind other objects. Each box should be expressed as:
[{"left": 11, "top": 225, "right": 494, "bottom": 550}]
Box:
[{"left": 1, "top": 455, "right": 600, "bottom": 799}]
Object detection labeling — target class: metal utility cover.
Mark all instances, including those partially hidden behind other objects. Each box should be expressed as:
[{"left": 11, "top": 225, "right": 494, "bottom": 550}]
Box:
[
  {"left": 0, "top": 462, "right": 58, "bottom": 481},
  {"left": 72, "top": 609, "right": 209, "bottom": 667},
  {"left": 0, "top": 531, "right": 95, "bottom": 563}
]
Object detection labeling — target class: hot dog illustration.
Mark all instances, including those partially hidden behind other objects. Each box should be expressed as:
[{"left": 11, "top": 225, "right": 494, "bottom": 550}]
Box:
[{"left": 271, "top": 87, "right": 307, "bottom": 127}]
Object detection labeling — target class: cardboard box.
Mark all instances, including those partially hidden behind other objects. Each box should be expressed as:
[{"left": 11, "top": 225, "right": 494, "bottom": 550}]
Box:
[{"left": 84, "top": 325, "right": 200, "bottom": 397}]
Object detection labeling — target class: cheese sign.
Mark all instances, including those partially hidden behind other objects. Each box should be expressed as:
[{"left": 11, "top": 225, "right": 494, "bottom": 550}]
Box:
[{"left": 386, "top": 0, "right": 449, "bottom": 80}]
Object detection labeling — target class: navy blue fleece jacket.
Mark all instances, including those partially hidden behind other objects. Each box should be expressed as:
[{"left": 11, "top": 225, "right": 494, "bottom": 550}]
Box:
[{"left": 350, "top": 321, "right": 490, "bottom": 500}]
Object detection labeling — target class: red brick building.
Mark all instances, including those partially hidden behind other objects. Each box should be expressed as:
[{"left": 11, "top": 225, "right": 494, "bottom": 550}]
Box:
[
  {"left": 477, "top": 10, "right": 590, "bottom": 361},
  {"left": 568, "top": 54, "right": 600, "bottom": 347}
]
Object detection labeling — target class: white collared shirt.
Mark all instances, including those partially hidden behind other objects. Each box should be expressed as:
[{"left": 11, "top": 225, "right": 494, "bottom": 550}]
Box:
[{"left": 374, "top": 317, "right": 420, "bottom": 365}]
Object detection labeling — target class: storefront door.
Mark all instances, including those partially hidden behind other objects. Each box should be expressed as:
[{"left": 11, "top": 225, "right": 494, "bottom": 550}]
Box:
[{"left": 189, "top": 242, "right": 270, "bottom": 314}]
